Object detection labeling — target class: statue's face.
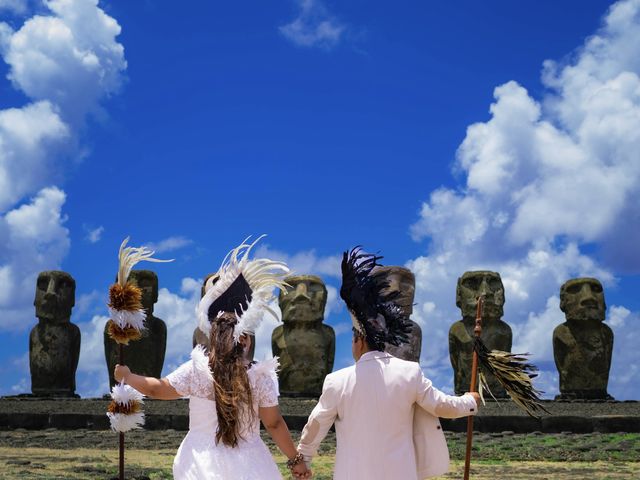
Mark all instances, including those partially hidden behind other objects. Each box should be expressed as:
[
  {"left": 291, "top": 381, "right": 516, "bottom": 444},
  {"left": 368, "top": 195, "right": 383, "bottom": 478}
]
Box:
[
  {"left": 560, "top": 277, "right": 605, "bottom": 323},
  {"left": 372, "top": 266, "right": 415, "bottom": 316},
  {"left": 34, "top": 271, "right": 75, "bottom": 322},
  {"left": 279, "top": 275, "right": 327, "bottom": 323},
  {"left": 456, "top": 271, "right": 504, "bottom": 319},
  {"left": 129, "top": 270, "right": 158, "bottom": 309}
]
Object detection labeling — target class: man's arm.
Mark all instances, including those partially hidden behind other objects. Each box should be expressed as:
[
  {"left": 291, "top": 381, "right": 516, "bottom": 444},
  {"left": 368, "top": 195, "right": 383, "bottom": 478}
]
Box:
[
  {"left": 415, "top": 365, "right": 478, "bottom": 418},
  {"left": 297, "top": 374, "right": 339, "bottom": 461}
]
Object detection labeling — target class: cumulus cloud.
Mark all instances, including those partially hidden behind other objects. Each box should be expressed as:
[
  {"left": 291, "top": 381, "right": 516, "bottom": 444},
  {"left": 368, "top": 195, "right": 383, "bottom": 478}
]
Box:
[
  {"left": 409, "top": 0, "right": 640, "bottom": 399},
  {"left": 84, "top": 225, "right": 104, "bottom": 243},
  {"left": 0, "top": 0, "right": 28, "bottom": 15},
  {"left": 144, "top": 236, "right": 193, "bottom": 254},
  {"left": 4, "top": 0, "right": 126, "bottom": 125},
  {"left": 0, "top": 0, "right": 126, "bottom": 338},
  {"left": 279, "top": 0, "right": 346, "bottom": 49},
  {"left": 0, "top": 187, "right": 70, "bottom": 331}
]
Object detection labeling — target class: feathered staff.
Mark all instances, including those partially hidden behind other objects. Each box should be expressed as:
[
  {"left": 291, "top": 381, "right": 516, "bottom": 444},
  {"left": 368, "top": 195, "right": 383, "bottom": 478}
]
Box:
[
  {"left": 463, "top": 296, "right": 547, "bottom": 480},
  {"left": 105, "top": 237, "right": 172, "bottom": 480}
]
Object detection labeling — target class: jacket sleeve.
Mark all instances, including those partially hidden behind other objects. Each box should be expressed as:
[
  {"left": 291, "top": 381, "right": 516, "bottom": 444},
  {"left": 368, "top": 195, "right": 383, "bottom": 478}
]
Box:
[
  {"left": 414, "top": 365, "right": 477, "bottom": 419},
  {"left": 297, "top": 374, "right": 339, "bottom": 459}
]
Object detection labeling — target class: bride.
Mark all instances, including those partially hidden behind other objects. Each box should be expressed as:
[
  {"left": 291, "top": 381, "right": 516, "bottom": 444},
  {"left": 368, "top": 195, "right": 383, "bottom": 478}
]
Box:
[{"left": 114, "top": 238, "right": 311, "bottom": 479}]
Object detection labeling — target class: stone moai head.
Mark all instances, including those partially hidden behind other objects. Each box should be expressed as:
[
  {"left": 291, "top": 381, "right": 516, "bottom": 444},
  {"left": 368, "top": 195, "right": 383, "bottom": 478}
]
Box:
[
  {"left": 371, "top": 266, "right": 415, "bottom": 316},
  {"left": 128, "top": 270, "right": 158, "bottom": 312},
  {"left": 34, "top": 271, "right": 75, "bottom": 323},
  {"left": 279, "top": 275, "right": 327, "bottom": 323},
  {"left": 560, "top": 277, "right": 606, "bottom": 324},
  {"left": 456, "top": 271, "right": 504, "bottom": 319}
]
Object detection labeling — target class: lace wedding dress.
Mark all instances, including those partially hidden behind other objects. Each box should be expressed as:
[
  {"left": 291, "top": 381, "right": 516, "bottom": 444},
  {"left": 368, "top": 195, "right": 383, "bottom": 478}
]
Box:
[{"left": 166, "top": 346, "right": 283, "bottom": 480}]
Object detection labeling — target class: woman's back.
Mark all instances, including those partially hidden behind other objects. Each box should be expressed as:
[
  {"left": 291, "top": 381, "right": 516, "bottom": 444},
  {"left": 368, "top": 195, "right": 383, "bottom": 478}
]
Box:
[{"left": 166, "top": 346, "right": 283, "bottom": 480}]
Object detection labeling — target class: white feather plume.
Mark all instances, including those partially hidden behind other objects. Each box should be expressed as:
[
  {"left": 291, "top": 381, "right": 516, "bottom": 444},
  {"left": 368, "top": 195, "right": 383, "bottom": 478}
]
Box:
[
  {"left": 107, "top": 412, "right": 145, "bottom": 433},
  {"left": 106, "top": 382, "right": 145, "bottom": 433},
  {"left": 116, "top": 236, "right": 173, "bottom": 287},
  {"left": 111, "top": 382, "right": 144, "bottom": 405},
  {"left": 108, "top": 308, "right": 146, "bottom": 330},
  {"left": 250, "top": 357, "right": 280, "bottom": 397}
]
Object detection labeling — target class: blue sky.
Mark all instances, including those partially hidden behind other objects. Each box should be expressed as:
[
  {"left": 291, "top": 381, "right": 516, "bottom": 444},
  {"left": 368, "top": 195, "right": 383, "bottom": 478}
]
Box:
[{"left": 1, "top": 0, "right": 638, "bottom": 399}]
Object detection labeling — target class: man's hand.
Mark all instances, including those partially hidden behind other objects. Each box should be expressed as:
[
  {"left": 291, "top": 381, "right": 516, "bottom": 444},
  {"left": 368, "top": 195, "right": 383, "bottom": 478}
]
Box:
[
  {"left": 114, "top": 364, "right": 131, "bottom": 383},
  {"left": 291, "top": 461, "right": 312, "bottom": 479},
  {"left": 465, "top": 391, "right": 481, "bottom": 407}
]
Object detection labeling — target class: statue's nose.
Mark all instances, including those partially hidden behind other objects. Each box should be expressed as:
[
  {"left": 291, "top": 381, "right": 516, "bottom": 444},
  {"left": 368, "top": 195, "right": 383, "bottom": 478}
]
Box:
[
  {"left": 291, "top": 283, "right": 311, "bottom": 302},
  {"left": 478, "top": 279, "right": 491, "bottom": 296}
]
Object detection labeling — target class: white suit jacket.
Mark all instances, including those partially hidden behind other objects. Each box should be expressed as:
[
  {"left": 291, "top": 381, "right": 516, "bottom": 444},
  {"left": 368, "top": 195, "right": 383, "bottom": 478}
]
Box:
[{"left": 297, "top": 351, "right": 477, "bottom": 480}]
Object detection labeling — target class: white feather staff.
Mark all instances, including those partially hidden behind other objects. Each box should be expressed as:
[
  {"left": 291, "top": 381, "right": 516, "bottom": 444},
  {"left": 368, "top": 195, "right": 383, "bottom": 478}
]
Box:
[{"left": 105, "top": 237, "right": 172, "bottom": 480}]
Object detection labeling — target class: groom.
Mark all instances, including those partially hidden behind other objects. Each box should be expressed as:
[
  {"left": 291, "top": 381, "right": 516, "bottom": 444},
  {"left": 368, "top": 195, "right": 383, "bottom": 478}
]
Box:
[{"left": 296, "top": 248, "right": 480, "bottom": 479}]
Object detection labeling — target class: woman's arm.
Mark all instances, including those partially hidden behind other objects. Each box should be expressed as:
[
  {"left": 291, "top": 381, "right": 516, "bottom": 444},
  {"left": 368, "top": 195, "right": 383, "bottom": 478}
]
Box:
[
  {"left": 259, "top": 406, "right": 311, "bottom": 478},
  {"left": 114, "top": 364, "right": 182, "bottom": 400}
]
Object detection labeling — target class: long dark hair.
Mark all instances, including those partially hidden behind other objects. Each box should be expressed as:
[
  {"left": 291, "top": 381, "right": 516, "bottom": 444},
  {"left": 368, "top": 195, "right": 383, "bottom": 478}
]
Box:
[{"left": 208, "top": 312, "right": 254, "bottom": 447}]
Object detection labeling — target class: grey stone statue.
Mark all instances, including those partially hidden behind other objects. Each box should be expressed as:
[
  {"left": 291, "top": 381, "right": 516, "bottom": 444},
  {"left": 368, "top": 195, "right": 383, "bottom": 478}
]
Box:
[
  {"left": 449, "top": 271, "right": 512, "bottom": 397},
  {"left": 29, "top": 271, "right": 81, "bottom": 397},
  {"left": 372, "top": 266, "right": 422, "bottom": 362},
  {"left": 272, "top": 275, "right": 335, "bottom": 396},
  {"left": 192, "top": 273, "right": 255, "bottom": 361},
  {"left": 104, "top": 270, "right": 167, "bottom": 388},
  {"left": 553, "top": 277, "right": 614, "bottom": 400}
]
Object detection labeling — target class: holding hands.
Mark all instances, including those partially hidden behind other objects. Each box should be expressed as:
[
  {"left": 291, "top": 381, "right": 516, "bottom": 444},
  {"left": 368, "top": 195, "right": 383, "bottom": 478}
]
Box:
[{"left": 288, "top": 454, "right": 312, "bottom": 479}]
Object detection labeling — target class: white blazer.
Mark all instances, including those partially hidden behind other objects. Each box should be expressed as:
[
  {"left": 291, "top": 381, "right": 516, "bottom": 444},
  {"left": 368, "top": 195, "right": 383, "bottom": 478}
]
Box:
[{"left": 297, "top": 351, "right": 477, "bottom": 480}]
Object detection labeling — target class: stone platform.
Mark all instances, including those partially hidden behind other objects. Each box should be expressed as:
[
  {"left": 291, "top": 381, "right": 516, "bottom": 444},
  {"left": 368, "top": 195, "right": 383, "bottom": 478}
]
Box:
[{"left": 0, "top": 397, "right": 638, "bottom": 432}]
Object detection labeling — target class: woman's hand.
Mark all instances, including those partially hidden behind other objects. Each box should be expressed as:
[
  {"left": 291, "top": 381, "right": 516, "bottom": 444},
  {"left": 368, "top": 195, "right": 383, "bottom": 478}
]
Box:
[
  {"left": 291, "top": 461, "right": 312, "bottom": 479},
  {"left": 114, "top": 364, "right": 131, "bottom": 383}
]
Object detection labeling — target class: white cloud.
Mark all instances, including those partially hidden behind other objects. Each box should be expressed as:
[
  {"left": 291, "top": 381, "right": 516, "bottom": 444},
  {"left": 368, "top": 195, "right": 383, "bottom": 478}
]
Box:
[
  {"left": 0, "top": 0, "right": 126, "bottom": 336},
  {"left": 0, "top": 0, "right": 28, "bottom": 15},
  {"left": 254, "top": 244, "right": 341, "bottom": 278},
  {"left": 4, "top": 0, "right": 127, "bottom": 125},
  {"left": 280, "top": 0, "right": 346, "bottom": 49},
  {"left": 409, "top": 0, "right": 640, "bottom": 399},
  {"left": 0, "top": 187, "right": 70, "bottom": 331},
  {"left": 84, "top": 225, "right": 104, "bottom": 243},
  {"left": 144, "top": 236, "right": 193, "bottom": 254}
]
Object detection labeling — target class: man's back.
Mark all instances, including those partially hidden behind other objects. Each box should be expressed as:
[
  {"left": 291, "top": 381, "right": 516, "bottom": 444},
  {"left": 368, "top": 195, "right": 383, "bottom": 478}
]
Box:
[{"left": 298, "top": 350, "right": 477, "bottom": 480}]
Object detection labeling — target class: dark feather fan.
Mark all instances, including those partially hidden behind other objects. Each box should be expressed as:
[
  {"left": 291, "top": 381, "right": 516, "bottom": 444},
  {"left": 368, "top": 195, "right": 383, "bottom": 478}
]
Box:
[{"left": 340, "top": 246, "right": 411, "bottom": 349}]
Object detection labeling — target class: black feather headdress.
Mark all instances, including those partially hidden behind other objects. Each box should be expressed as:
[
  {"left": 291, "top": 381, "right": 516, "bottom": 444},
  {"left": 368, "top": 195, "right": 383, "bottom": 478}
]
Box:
[{"left": 340, "top": 247, "right": 412, "bottom": 350}]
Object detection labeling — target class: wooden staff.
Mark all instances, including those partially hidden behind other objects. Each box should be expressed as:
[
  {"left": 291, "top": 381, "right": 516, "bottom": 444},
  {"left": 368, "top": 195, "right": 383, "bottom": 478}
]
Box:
[
  {"left": 463, "top": 296, "right": 483, "bottom": 480},
  {"left": 119, "top": 343, "right": 124, "bottom": 480}
]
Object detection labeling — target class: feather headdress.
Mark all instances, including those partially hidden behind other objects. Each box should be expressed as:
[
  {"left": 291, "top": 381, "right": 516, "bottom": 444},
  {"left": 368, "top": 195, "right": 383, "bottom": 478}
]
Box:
[
  {"left": 106, "top": 237, "right": 173, "bottom": 344},
  {"left": 106, "top": 383, "right": 145, "bottom": 433},
  {"left": 196, "top": 235, "right": 290, "bottom": 342},
  {"left": 340, "top": 246, "right": 411, "bottom": 349}
]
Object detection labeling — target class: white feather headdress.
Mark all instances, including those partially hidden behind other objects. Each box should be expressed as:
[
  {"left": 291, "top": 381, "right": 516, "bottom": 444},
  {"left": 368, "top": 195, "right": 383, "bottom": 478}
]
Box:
[{"left": 196, "top": 235, "right": 290, "bottom": 342}]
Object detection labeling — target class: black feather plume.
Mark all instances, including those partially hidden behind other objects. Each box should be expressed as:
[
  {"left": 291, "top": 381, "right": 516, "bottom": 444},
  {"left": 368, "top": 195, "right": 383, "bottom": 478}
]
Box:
[{"left": 340, "top": 247, "right": 412, "bottom": 349}]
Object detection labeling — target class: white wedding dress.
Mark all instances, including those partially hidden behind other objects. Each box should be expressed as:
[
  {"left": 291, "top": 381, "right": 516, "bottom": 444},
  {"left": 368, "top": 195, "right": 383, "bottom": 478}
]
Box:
[{"left": 166, "top": 346, "right": 283, "bottom": 480}]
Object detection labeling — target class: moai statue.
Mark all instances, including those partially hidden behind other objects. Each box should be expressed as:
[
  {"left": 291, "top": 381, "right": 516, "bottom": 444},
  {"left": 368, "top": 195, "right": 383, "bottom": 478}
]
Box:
[
  {"left": 553, "top": 277, "right": 614, "bottom": 400},
  {"left": 372, "top": 266, "right": 422, "bottom": 362},
  {"left": 192, "top": 273, "right": 256, "bottom": 361},
  {"left": 104, "top": 270, "right": 167, "bottom": 388},
  {"left": 449, "top": 271, "right": 512, "bottom": 397},
  {"left": 29, "top": 271, "right": 81, "bottom": 397},
  {"left": 272, "top": 275, "right": 335, "bottom": 396}
]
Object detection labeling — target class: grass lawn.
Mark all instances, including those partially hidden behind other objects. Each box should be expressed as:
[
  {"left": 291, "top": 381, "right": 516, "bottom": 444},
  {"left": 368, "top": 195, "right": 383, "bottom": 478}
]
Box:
[{"left": 0, "top": 447, "right": 638, "bottom": 479}]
